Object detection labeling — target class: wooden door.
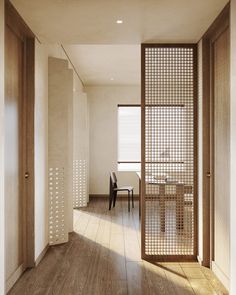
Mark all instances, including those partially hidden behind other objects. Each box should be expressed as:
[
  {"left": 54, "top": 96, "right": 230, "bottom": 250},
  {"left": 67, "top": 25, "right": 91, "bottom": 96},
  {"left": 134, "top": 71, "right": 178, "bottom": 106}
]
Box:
[
  {"left": 201, "top": 3, "right": 229, "bottom": 270},
  {"left": 5, "top": 24, "right": 25, "bottom": 288},
  {"left": 211, "top": 26, "right": 230, "bottom": 283},
  {"left": 5, "top": 1, "right": 35, "bottom": 291}
]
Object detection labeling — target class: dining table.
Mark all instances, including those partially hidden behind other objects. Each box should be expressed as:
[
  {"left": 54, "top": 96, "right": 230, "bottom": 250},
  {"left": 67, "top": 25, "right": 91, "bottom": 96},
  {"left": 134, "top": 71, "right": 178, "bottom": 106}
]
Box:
[{"left": 136, "top": 172, "right": 192, "bottom": 232}]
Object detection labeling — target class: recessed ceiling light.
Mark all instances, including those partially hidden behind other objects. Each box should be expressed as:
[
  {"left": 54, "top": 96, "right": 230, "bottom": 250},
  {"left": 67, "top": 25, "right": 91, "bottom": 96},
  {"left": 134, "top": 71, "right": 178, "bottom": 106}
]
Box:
[
  {"left": 116, "top": 19, "right": 123, "bottom": 24},
  {"left": 110, "top": 77, "right": 114, "bottom": 81}
]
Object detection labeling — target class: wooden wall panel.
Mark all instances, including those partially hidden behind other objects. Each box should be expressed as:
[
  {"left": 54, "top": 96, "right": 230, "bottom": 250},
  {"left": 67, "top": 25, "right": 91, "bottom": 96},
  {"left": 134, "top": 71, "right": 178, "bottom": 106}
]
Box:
[{"left": 212, "top": 27, "right": 230, "bottom": 286}]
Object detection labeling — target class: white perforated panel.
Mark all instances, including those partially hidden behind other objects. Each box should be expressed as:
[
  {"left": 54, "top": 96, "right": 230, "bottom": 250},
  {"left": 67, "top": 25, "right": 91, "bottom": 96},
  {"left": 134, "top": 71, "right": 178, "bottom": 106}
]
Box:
[
  {"left": 49, "top": 167, "right": 68, "bottom": 245},
  {"left": 73, "top": 160, "right": 88, "bottom": 208}
]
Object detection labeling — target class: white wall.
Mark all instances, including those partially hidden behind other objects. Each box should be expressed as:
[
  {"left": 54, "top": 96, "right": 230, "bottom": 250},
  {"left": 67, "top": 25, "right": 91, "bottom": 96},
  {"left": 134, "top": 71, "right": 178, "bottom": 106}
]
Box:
[
  {"left": 0, "top": 0, "right": 5, "bottom": 293},
  {"left": 34, "top": 41, "right": 50, "bottom": 259},
  {"left": 48, "top": 57, "right": 73, "bottom": 243},
  {"left": 73, "top": 92, "right": 89, "bottom": 207},
  {"left": 86, "top": 85, "right": 140, "bottom": 196},
  {"left": 198, "top": 40, "right": 203, "bottom": 263},
  {"left": 230, "top": 1, "right": 236, "bottom": 294},
  {"left": 34, "top": 42, "right": 84, "bottom": 258}
]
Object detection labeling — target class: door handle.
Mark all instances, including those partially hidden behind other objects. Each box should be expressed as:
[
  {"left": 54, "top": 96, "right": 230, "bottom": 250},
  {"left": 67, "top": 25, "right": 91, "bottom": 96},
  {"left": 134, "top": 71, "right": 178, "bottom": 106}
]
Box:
[
  {"left": 206, "top": 172, "right": 211, "bottom": 178},
  {"left": 25, "top": 172, "right": 29, "bottom": 179}
]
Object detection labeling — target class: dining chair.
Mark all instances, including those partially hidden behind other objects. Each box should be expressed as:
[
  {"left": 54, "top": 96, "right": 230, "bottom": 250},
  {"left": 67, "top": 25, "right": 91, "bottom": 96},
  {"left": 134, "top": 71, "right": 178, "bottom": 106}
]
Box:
[{"left": 109, "top": 172, "right": 134, "bottom": 212}]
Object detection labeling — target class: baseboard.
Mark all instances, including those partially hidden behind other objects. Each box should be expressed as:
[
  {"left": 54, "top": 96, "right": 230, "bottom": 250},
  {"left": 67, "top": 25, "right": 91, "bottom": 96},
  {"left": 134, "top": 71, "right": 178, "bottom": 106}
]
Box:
[
  {"left": 6, "top": 264, "right": 25, "bottom": 293},
  {"left": 35, "top": 244, "right": 49, "bottom": 267},
  {"left": 89, "top": 194, "right": 139, "bottom": 200},
  {"left": 89, "top": 194, "right": 109, "bottom": 198},
  {"left": 212, "top": 261, "right": 229, "bottom": 290},
  {"left": 197, "top": 255, "right": 203, "bottom": 265}
]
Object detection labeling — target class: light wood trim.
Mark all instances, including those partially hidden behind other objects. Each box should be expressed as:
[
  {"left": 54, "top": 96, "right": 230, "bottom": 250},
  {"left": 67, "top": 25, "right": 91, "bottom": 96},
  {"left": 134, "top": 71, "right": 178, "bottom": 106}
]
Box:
[
  {"left": 193, "top": 44, "right": 199, "bottom": 258},
  {"left": 141, "top": 44, "right": 146, "bottom": 259},
  {"left": 201, "top": 37, "right": 211, "bottom": 267},
  {"left": 24, "top": 37, "right": 35, "bottom": 267},
  {"left": 142, "top": 255, "right": 197, "bottom": 262},
  {"left": 5, "top": 0, "right": 34, "bottom": 41},
  {"left": 145, "top": 104, "right": 185, "bottom": 107},
  {"left": 202, "top": 3, "right": 230, "bottom": 42},
  {"left": 5, "top": 0, "right": 35, "bottom": 269}
]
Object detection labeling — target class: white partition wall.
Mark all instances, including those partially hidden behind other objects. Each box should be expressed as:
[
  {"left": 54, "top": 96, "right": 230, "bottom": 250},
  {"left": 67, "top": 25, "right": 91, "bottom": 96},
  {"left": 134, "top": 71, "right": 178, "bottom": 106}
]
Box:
[
  {"left": 73, "top": 92, "right": 89, "bottom": 207},
  {"left": 48, "top": 57, "right": 73, "bottom": 245}
]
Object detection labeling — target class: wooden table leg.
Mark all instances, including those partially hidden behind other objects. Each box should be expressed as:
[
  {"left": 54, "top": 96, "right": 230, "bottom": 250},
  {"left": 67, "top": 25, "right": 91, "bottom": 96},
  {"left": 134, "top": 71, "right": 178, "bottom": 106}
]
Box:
[
  {"left": 160, "top": 197, "right": 165, "bottom": 232},
  {"left": 176, "top": 185, "right": 184, "bottom": 230},
  {"left": 159, "top": 185, "right": 165, "bottom": 232}
]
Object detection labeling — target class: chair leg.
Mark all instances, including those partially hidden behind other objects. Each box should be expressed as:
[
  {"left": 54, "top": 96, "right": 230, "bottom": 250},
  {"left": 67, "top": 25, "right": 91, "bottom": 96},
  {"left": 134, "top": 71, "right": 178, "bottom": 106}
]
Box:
[
  {"left": 128, "top": 191, "right": 130, "bottom": 212},
  {"left": 132, "top": 190, "right": 134, "bottom": 208},
  {"left": 113, "top": 191, "right": 117, "bottom": 207},
  {"left": 109, "top": 191, "right": 113, "bottom": 210}
]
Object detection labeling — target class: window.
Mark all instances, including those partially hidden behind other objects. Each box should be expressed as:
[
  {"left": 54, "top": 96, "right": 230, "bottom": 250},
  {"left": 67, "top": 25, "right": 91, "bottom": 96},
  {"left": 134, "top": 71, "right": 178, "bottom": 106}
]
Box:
[
  {"left": 117, "top": 105, "right": 141, "bottom": 171},
  {"left": 117, "top": 105, "right": 186, "bottom": 172}
]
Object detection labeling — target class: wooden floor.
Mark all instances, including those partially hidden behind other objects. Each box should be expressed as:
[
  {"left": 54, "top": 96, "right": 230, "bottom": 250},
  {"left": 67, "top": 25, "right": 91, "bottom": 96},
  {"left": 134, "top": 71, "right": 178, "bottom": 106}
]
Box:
[{"left": 9, "top": 198, "right": 228, "bottom": 295}]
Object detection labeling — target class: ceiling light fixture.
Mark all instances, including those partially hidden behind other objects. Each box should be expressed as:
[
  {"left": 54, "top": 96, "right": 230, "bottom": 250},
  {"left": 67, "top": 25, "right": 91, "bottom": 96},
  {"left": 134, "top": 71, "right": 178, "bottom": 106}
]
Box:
[
  {"left": 110, "top": 77, "right": 114, "bottom": 81},
  {"left": 116, "top": 19, "right": 123, "bottom": 24}
]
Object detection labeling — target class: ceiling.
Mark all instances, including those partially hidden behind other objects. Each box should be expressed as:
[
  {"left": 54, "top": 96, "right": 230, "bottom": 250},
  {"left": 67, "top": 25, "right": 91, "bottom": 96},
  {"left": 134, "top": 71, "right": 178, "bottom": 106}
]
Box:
[
  {"left": 11, "top": 0, "right": 228, "bottom": 85},
  {"left": 11, "top": 0, "right": 228, "bottom": 44},
  {"left": 64, "top": 45, "right": 140, "bottom": 85}
]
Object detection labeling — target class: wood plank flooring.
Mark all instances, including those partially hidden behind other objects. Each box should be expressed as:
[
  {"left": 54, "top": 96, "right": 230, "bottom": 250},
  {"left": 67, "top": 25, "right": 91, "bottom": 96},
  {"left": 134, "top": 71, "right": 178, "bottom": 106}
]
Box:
[{"left": 8, "top": 198, "right": 228, "bottom": 295}]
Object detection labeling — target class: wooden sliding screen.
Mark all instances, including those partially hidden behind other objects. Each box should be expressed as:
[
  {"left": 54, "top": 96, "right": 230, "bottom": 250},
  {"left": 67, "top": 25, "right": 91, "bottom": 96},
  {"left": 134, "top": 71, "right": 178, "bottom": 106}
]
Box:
[{"left": 141, "top": 44, "right": 198, "bottom": 261}]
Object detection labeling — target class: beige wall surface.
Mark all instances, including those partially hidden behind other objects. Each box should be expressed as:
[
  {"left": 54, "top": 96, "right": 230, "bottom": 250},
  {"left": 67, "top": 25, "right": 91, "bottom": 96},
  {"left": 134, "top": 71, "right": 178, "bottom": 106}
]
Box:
[
  {"left": 230, "top": 0, "right": 236, "bottom": 293},
  {"left": 34, "top": 42, "right": 84, "bottom": 258},
  {"left": 86, "top": 85, "right": 141, "bottom": 196},
  {"left": 0, "top": 0, "right": 5, "bottom": 293}
]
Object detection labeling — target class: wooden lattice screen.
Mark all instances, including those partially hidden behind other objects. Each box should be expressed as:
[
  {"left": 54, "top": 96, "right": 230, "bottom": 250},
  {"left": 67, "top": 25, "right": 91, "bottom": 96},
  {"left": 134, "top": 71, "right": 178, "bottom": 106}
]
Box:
[{"left": 141, "top": 44, "right": 198, "bottom": 261}]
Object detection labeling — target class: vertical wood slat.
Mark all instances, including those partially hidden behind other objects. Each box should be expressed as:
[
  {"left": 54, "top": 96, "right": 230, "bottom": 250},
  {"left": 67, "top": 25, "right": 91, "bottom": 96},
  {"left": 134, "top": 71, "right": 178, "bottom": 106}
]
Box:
[{"left": 141, "top": 44, "right": 198, "bottom": 261}]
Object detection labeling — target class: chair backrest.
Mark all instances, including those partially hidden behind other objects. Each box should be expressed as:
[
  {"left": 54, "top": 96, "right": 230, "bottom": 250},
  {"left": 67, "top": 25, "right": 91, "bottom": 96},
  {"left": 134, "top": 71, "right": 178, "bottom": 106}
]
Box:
[
  {"left": 110, "top": 172, "right": 117, "bottom": 184},
  {"left": 109, "top": 172, "right": 117, "bottom": 196}
]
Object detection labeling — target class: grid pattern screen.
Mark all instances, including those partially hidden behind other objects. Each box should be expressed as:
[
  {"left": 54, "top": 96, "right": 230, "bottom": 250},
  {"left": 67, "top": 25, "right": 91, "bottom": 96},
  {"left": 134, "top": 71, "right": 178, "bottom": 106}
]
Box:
[{"left": 142, "top": 45, "right": 197, "bottom": 259}]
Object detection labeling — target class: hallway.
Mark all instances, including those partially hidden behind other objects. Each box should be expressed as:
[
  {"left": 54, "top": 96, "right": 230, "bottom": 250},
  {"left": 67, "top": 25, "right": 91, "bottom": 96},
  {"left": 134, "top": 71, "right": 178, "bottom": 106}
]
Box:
[{"left": 9, "top": 199, "right": 228, "bottom": 295}]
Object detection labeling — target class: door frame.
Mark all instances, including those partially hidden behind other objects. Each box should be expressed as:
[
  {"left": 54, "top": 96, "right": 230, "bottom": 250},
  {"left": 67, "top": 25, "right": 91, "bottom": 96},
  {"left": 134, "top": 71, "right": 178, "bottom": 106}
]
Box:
[
  {"left": 201, "top": 3, "right": 229, "bottom": 267},
  {"left": 5, "top": 0, "right": 35, "bottom": 268}
]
